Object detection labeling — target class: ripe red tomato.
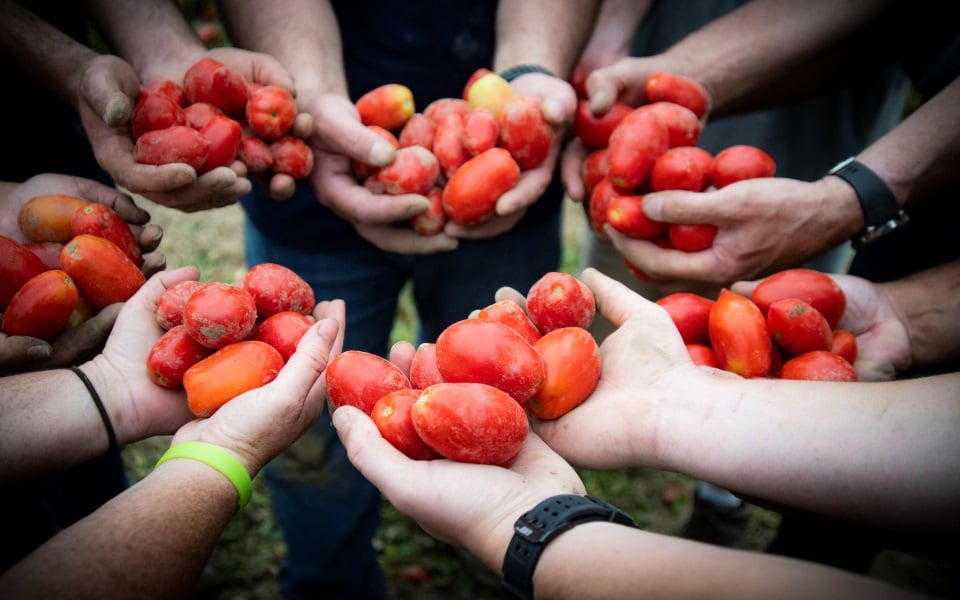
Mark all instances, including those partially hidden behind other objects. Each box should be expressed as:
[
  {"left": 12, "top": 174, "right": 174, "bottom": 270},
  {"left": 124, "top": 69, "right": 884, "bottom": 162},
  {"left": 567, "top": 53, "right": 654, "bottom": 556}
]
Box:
[
  {"left": 146, "top": 325, "right": 214, "bottom": 388},
  {"left": 371, "top": 389, "right": 441, "bottom": 461},
  {"left": 70, "top": 203, "right": 142, "bottom": 267},
  {"left": 668, "top": 223, "right": 717, "bottom": 252},
  {"left": 183, "top": 57, "right": 249, "bottom": 118},
  {"left": 435, "top": 318, "right": 545, "bottom": 404},
  {"left": 831, "top": 329, "right": 858, "bottom": 365},
  {"left": 242, "top": 262, "right": 315, "bottom": 318},
  {"left": 1, "top": 269, "right": 79, "bottom": 341},
  {"left": 525, "top": 271, "right": 596, "bottom": 334},
  {"left": 528, "top": 327, "right": 601, "bottom": 420},
  {"left": 411, "top": 382, "right": 528, "bottom": 465},
  {"left": 708, "top": 289, "right": 772, "bottom": 378},
  {"left": 182, "top": 282, "right": 258, "bottom": 349},
  {"left": 325, "top": 350, "right": 412, "bottom": 414},
  {"left": 573, "top": 99, "right": 632, "bottom": 150},
  {"left": 476, "top": 299, "right": 542, "bottom": 346},
  {"left": 751, "top": 269, "right": 846, "bottom": 329},
  {"left": 409, "top": 342, "right": 445, "bottom": 389},
  {"left": 645, "top": 71, "right": 709, "bottom": 119},
  {"left": 245, "top": 85, "right": 297, "bottom": 140},
  {"left": 198, "top": 114, "right": 243, "bottom": 173},
  {"left": 131, "top": 92, "right": 186, "bottom": 140},
  {"left": 606, "top": 195, "right": 668, "bottom": 240},
  {"left": 155, "top": 280, "right": 205, "bottom": 330},
  {"left": 270, "top": 136, "right": 315, "bottom": 179},
  {"left": 656, "top": 292, "right": 715, "bottom": 345},
  {"left": 686, "top": 343, "right": 720, "bottom": 368},
  {"left": 133, "top": 125, "right": 210, "bottom": 171},
  {"left": 766, "top": 298, "right": 833, "bottom": 356},
  {"left": 0, "top": 235, "right": 48, "bottom": 310},
  {"left": 710, "top": 144, "right": 776, "bottom": 188},
  {"left": 442, "top": 147, "right": 520, "bottom": 225},
  {"left": 606, "top": 109, "right": 669, "bottom": 188},
  {"left": 253, "top": 311, "right": 313, "bottom": 362},
  {"left": 60, "top": 234, "right": 146, "bottom": 309},
  {"left": 780, "top": 350, "right": 857, "bottom": 382},
  {"left": 650, "top": 146, "right": 706, "bottom": 192}
]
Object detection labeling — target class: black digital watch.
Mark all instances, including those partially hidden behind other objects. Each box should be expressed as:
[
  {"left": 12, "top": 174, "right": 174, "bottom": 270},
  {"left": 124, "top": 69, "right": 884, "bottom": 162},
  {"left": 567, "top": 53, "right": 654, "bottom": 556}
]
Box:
[
  {"left": 828, "top": 157, "right": 909, "bottom": 250},
  {"left": 501, "top": 494, "right": 639, "bottom": 599}
]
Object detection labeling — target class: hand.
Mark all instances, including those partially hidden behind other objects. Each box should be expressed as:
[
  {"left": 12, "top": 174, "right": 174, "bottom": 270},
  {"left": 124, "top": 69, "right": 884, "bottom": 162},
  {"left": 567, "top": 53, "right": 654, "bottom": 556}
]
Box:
[
  {"left": 585, "top": 54, "right": 707, "bottom": 117},
  {"left": 608, "top": 177, "right": 857, "bottom": 285},
  {"left": 2, "top": 173, "right": 166, "bottom": 276},
  {"left": 532, "top": 268, "right": 733, "bottom": 469},
  {"left": 304, "top": 92, "right": 458, "bottom": 254},
  {"left": 733, "top": 274, "right": 911, "bottom": 382},
  {"left": 332, "top": 387, "right": 585, "bottom": 574},
  {"left": 445, "top": 73, "right": 577, "bottom": 241},
  {"left": 172, "top": 299, "right": 345, "bottom": 476}
]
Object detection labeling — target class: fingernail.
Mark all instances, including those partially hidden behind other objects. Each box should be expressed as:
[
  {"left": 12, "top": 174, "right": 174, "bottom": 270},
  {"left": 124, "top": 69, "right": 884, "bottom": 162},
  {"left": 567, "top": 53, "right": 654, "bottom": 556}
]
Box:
[
  {"left": 331, "top": 407, "right": 352, "bottom": 429},
  {"left": 543, "top": 99, "right": 565, "bottom": 124},
  {"left": 369, "top": 141, "right": 396, "bottom": 166},
  {"left": 643, "top": 194, "right": 662, "bottom": 216},
  {"left": 27, "top": 344, "right": 52, "bottom": 360},
  {"left": 590, "top": 91, "right": 612, "bottom": 113},
  {"left": 316, "top": 317, "right": 339, "bottom": 340}
]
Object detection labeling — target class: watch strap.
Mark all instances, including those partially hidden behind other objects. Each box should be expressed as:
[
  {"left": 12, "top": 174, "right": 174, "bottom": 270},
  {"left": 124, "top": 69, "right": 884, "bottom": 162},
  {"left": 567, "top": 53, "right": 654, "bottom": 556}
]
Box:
[
  {"left": 828, "top": 157, "right": 909, "bottom": 249},
  {"left": 501, "top": 494, "right": 638, "bottom": 599}
]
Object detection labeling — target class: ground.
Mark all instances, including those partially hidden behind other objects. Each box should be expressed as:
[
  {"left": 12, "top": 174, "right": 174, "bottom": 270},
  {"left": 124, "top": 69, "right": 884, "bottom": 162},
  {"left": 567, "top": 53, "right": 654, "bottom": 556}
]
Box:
[{"left": 122, "top": 196, "right": 958, "bottom": 599}]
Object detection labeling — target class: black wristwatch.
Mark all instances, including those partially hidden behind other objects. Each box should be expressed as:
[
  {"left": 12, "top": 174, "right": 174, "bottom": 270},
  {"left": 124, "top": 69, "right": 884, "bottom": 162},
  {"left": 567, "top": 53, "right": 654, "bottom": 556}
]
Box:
[
  {"left": 501, "top": 494, "right": 638, "bottom": 599},
  {"left": 828, "top": 157, "right": 909, "bottom": 250}
]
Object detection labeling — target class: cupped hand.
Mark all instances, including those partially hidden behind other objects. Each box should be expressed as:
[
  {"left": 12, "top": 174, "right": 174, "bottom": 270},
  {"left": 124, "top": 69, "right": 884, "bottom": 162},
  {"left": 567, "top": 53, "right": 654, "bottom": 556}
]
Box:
[
  {"left": 172, "top": 299, "right": 345, "bottom": 476},
  {"left": 302, "top": 93, "right": 458, "bottom": 253},
  {"left": 333, "top": 403, "right": 584, "bottom": 574},
  {"left": 4, "top": 173, "right": 166, "bottom": 275},
  {"left": 533, "top": 268, "right": 722, "bottom": 469},
  {"left": 733, "top": 273, "right": 911, "bottom": 382}
]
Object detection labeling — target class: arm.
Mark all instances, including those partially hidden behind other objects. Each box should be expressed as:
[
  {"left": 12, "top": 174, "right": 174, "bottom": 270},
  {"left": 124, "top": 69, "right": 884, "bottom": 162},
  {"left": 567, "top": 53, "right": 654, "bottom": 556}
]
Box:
[
  {"left": 0, "top": 301, "right": 343, "bottom": 596},
  {"left": 533, "top": 269, "right": 960, "bottom": 536},
  {"left": 333, "top": 399, "right": 919, "bottom": 599}
]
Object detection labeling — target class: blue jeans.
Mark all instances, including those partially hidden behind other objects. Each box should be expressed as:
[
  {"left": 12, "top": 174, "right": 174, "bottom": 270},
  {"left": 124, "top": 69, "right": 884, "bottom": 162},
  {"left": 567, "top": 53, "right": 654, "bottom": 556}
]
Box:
[{"left": 244, "top": 212, "right": 561, "bottom": 598}]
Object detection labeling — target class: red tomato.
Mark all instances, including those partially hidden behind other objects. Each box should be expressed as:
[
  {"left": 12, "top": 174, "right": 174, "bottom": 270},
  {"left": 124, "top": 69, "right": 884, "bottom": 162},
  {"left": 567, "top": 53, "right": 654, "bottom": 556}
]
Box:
[
  {"left": 198, "top": 114, "right": 243, "bottom": 173},
  {"left": 780, "top": 350, "right": 857, "bottom": 382},
  {"left": 476, "top": 299, "right": 542, "bottom": 346},
  {"left": 131, "top": 92, "right": 186, "bottom": 140},
  {"left": 710, "top": 145, "right": 776, "bottom": 188},
  {"left": 0, "top": 235, "right": 48, "bottom": 310},
  {"left": 183, "top": 57, "right": 249, "bottom": 118},
  {"left": 270, "top": 136, "right": 314, "bottom": 179},
  {"left": 574, "top": 99, "right": 632, "bottom": 150},
  {"left": 432, "top": 113, "right": 469, "bottom": 178},
  {"left": 606, "top": 108, "right": 669, "bottom": 189},
  {"left": 635, "top": 102, "right": 702, "bottom": 148},
  {"left": 356, "top": 83, "right": 415, "bottom": 130},
  {"left": 409, "top": 342, "right": 445, "bottom": 389},
  {"left": 410, "top": 187, "right": 448, "bottom": 236},
  {"left": 650, "top": 146, "right": 706, "bottom": 192},
  {"left": 411, "top": 382, "right": 528, "bottom": 465},
  {"left": 182, "top": 282, "right": 258, "bottom": 349},
  {"left": 60, "top": 234, "right": 145, "bottom": 309},
  {"left": 686, "top": 343, "right": 720, "bottom": 368},
  {"left": 528, "top": 327, "right": 601, "bottom": 420},
  {"left": 588, "top": 178, "right": 630, "bottom": 240},
  {"left": 645, "top": 71, "right": 709, "bottom": 118},
  {"left": 435, "top": 318, "right": 545, "bottom": 404},
  {"left": 656, "top": 292, "right": 715, "bottom": 345},
  {"left": 751, "top": 269, "right": 846, "bottom": 329},
  {"left": 155, "top": 280, "right": 205, "bottom": 330},
  {"left": 133, "top": 125, "right": 210, "bottom": 171},
  {"left": 582, "top": 148, "right": 609, "bottom": 196},
  {"left": 766, "top": 298, "right": 833, "bottom": 356},
  {"left": 442, "top": 147, "right": 520, "bottom": 225},
  {"left": 525, "top": 271, "right": 596, "bottom": 334},
  {"left": 183, "top": 102, "right": 224, "bottom": 130},
  {"left": 831, "top": 329, "right": 858, "bottom": 365},
  {"left": 379, "top": 146, "right": 441, "bottom": 195},
  {"left": 245, "top": 85, "right": 297, "bottom": 140},
  {"left": 371, "top": 389, "right": 441, "bottom": 461},
  {"left": 668, "top": 223, "right": 717, "bottom": 252},
  {"left": 183, "top": 340, "right": 284, "bottom": 417},
  {"left": 325, "top": 350, "right": 412, "bottom": 414},
  {"left": 708, "top": 289, "right": 772, "bottom": 378},
  {"left": 1, "top": 269, "right": 78, "bottom": 341},
  {"left": 242, "top": 262, "right": 315, "bottom": 318},
  {"left": 606, "top": 195, "right": 668, "bottom": 240},
  {"left": 70, "top": 203, "right": 142, "bottom": 267},
  {"left": 253, "top": 311, "right": 313, "bottom": 362},
  {"left": 146, "top": 325, "right": 214, "bottom": 388},
  {"left": 462, "top": 108, "right": 500, "bottom": 156},
  {"left": 17, "top": 193, "right": 90, "bottom": 243},
  {"left": 398, "top": 113, "right": 437, "bottom": 150}
]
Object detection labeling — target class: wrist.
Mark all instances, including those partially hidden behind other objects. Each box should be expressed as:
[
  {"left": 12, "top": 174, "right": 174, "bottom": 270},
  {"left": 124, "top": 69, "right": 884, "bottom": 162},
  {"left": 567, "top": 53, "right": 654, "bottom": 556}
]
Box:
[{"left": 827, "top": 157, "right": 909, "bottom": 249}]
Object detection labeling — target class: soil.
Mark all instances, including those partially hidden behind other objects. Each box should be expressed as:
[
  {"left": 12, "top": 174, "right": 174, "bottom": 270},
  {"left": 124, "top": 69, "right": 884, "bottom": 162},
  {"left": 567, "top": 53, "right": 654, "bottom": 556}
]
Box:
[{"left": 123, "top": 194, "right": 958, "bottom": 599}]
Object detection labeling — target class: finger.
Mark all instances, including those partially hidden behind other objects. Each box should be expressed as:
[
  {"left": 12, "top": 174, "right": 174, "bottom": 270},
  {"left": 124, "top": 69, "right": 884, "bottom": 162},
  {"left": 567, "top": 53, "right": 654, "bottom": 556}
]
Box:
[
  {"left": 313, "top": 107, "right": 397, "bottom": 166},
  {"left": 138, "top": 224, "right": 164, "bottom": 253},
  {"left": 560, "top": 138, "right": 588, "bottom": 202},
  {"left": 580, "top": 267, "right": 664, "bottom": 328},
  {"left": 316, "top": 166, "right": 429, "bottom": 223},
  {"left": 292, "top": 112, "right": 314, "bottom": 139},
  {"left": 388, "top": 341, "right": 416, "bottom": 376},
  {"left": 140, "top": 251, "right": 167, "bottom": 278},
  {"left": 268, "top": 173, "right": 297, "bottom": 200},
  {"left": 332, "top": 405, "right": 419, "bottom": 499},
  {"left": 641, "top": 189, "right": 723, "bottom": 225},
  {"left": 606, "top": 228, "right": 720, "bottom": 282},
  {"left": 493, "top": 286, "right": 526, "bottom": 307},
  {"left": 276, "top": 318, "right": 340, "bottom": 396},
  {"left": 443, "top": 210, "right": 524, "bottom": 240},
  {"left": 0, "top": 336, "right": 52, "bottom": 366}
]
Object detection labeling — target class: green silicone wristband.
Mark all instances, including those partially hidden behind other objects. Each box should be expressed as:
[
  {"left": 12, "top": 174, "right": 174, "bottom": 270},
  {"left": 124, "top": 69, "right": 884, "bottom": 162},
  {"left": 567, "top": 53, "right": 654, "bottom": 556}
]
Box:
[{"left": 155, "top": 442, "right": 252, "bottom": 513}]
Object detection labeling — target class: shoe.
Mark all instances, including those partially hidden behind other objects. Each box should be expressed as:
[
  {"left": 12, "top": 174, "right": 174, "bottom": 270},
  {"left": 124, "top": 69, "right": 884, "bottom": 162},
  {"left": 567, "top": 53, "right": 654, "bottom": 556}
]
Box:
[{"left": 680, "top": 483, "right": 752, "bottom": 547}]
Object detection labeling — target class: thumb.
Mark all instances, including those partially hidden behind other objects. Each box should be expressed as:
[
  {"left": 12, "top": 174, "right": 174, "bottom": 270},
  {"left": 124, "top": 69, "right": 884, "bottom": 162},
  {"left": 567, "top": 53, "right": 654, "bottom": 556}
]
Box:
[
  {"left": 642, "top": 189, "right": 718, "bottom": 224},
  {"left": 580, "top": 267, "right": 663, "bottom": 329},
  {"left": 332, "top": 405, "right": 410, "bottom": 492},
  {"left": 80, "top": 56, "right": 140, "bottom": 128}
]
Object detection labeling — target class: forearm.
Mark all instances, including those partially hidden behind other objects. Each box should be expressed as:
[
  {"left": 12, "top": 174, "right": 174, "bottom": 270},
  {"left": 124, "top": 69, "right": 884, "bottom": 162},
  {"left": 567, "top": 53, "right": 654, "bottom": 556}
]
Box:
[
  {"left": 493, "top": 0, "right": 601, "bottom": 77},
  {"left": 0, "top": 458, "right": 235, "bottom": 597},
  {"left": 656, "top": 372, "right": 960, "bottom": 535},
  {"left": 660, "top": 0, "right": 896, "bottom": 112},
  {"left": 880, "top": 259, "right": 960, "bottom": 369},
  {"left": 579, "top": 0, "right": 653, "bottom": 67},
  {"left": 0, "top": 2, "right": 100, "bottom": 108},
  {"left": 82, "top": 0, "right": 206, "bottom": 82},
  {"left": 219, "top": 0, "right": 347, "bottom": 99},
  {"left": 529, "top": 522, "right": 916, "bottom": 599},
  {"left": 0, "top": 367, "right": 117, "bottom": 481},
  {"left": 857, "top": 76, "right": 960, "bottom": 208}
]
